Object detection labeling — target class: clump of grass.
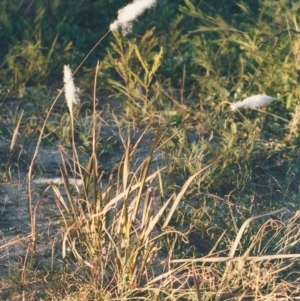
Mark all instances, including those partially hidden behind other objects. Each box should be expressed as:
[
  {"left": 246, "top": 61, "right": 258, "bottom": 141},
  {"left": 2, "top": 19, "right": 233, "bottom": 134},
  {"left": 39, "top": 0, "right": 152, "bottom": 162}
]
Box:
[
  {"left": 171, "top": 208, "right": 300, "bottom": 300},
  {"left": 49, "top": 71, "right": 220, "bottom": 297},
  {"left": 54, "top": 132, "right": 167, "bottom": 298},
  {"left": 24, "top": 0, "right": 160, "bottom": 255}
]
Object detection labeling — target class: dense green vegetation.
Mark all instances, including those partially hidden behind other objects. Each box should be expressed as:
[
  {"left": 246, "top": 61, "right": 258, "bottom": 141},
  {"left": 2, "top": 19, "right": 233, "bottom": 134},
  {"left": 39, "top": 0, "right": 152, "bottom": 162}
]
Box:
[{"left": 1, "top": 0, "right": 300, "bottom": 299}]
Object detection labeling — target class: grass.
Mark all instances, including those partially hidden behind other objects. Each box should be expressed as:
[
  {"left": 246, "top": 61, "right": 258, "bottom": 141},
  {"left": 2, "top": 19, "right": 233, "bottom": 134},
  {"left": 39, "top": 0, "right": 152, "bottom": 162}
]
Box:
[{"left": 1, "top": 0, "right": 300, "bottom": 300}]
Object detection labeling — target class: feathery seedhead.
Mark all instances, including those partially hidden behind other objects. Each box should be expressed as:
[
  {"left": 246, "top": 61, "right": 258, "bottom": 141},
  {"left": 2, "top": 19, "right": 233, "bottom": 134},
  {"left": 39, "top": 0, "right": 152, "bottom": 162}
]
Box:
[
  {"left": 230, "top": 95, "right": 279, "bottom": 111},
  {"left": 110, "top": 0, "right": 157, "bottom": 35},
  {"left": 63, "top": 65, "right": 79, "bottom": 111}
]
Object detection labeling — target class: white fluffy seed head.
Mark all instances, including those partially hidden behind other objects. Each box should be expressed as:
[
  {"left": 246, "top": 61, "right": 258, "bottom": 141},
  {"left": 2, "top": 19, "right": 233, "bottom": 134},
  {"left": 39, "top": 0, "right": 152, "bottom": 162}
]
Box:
[
  {"left": 110, "top": 0, "right": 157, "bottom": 35},
  {"left": 230, "top": 95, "right": 279, "bottom": 111},
  {"left": 63, "top": 65, "right": 79, "bottom": 110}
]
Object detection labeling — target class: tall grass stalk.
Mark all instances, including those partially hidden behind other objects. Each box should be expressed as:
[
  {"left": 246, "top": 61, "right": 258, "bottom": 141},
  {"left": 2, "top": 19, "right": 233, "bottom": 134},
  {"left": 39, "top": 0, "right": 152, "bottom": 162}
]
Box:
[
  {"left": 4, "top": 109, "right": 24, "bottom": 181},
  {"left": 63, "top": 65, "right": 82, "bottom": 180},
  {"left": 26, "top": 90, "right": 64, "bottom": 252}
]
